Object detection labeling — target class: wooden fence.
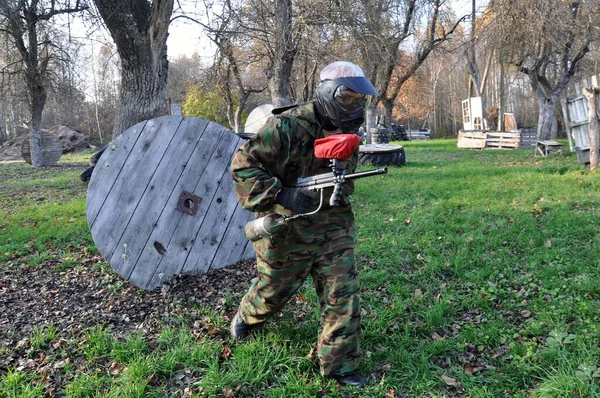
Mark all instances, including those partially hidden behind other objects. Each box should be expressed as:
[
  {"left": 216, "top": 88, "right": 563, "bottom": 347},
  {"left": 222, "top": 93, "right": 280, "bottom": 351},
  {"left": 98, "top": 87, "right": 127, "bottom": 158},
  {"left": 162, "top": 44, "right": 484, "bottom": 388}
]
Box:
[{"left": 561, "top": 74, "right": 600, "bottom": 163}]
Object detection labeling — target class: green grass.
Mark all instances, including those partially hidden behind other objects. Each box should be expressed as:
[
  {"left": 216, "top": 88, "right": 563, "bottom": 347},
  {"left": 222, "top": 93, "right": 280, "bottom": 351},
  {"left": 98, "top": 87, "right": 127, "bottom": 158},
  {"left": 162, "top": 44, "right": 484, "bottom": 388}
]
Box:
[{"left": 1, "top": 141, "right": 600, "bottom": 397}]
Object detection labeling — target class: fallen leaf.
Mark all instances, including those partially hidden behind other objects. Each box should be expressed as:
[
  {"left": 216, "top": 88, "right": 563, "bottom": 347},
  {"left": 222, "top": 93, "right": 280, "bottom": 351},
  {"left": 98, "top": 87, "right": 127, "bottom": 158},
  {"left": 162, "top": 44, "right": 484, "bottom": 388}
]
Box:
[
  {"left": 385, "top": 389, "right": 396, "bottom": 398},
  {"left": 404, "top": 218, "right": 411, "bottom": 225},
  {"left": 223, "top": 387, "right": 235, "bottom": 398},
  {"left": 207, "top": 324, "right": 219, "bottom": 336},
  {"left": 441, "top": 375, "right": 461, "bottom": 387},
  {"left": 463, "top": 364, "right": 484, "bottom": 374},
  {"left": 220, "top": 345, "right": 232, "bottom": 360},
  {"left": 521, "top": 310, "right": 532, "bottom": 318},
  {"left": 295, "top": 294, "right": 307, "bottom": 303},
  {"left": 431, "top": 331, "right": 444, "bottom": 341},
  {"left": 108, "top": 361, "right": 124, "bottom": 375}
]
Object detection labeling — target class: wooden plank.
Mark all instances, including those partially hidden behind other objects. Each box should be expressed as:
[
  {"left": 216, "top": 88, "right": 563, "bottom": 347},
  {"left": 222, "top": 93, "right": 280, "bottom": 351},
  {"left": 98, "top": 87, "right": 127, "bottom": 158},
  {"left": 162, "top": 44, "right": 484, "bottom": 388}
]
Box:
[
  {"left": 90, "top": 117, "right": 182, "bottom": 266},
  {"left": 105, "top": 117, "right": 212, "bottom": 284},
  {"left": 128, "top": 123, "right": 243, "bottom": 289},
  {"left": 503, "top": 113, "right": 517, "bottom": 131},
  {"left": 86, "top": 120, "right": 148, "bottom": 226},
  {"left": 122, "top": 122, "right": 229, "bottom": 287},
  {"left": 211, "top": 203, "right": 254, "bottom": 269},
  {"left": 566, "top": 96, "right": 589, "bottom": 152},
  {"left": 181, "top": 161, "right": 243, "bottom": 274}
]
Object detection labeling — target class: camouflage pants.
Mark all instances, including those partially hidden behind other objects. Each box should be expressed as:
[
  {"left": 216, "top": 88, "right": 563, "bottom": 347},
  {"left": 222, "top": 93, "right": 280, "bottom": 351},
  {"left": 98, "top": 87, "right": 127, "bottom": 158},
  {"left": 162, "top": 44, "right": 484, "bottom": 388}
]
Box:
[{"left": 237, "top": 247, "right": 361, "bottom": 377}]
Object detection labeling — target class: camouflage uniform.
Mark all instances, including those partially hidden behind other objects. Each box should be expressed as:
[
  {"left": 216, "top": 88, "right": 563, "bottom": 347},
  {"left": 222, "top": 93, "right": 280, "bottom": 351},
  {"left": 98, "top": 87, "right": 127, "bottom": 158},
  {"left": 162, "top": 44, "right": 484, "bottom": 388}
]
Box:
[{"left": 231, "top": 102, "right": 361, "bottom": 377}]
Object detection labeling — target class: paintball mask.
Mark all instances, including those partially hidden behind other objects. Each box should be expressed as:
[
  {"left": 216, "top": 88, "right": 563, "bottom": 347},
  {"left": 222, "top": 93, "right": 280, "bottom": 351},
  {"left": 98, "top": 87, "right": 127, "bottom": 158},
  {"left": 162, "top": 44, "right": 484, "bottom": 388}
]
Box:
[
  {"left": 317, "top": 77, "right": 377, "bottom": 134},
  {"left": 315, "top": 62, "right": 377, "bottom": 134}
]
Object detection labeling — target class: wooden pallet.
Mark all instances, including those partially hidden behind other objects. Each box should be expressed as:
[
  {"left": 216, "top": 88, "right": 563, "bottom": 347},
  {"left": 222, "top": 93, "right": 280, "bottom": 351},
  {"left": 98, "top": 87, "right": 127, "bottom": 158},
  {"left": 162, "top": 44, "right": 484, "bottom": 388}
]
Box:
[
  {"left": 519, "top": 128, "right": 537, "bottom": 149},
  {"left": 457, "top": 131, "right": 487, "bottom": 149},
  {"left": 486, "top": 132, "right": 520, "bottom": 149}
]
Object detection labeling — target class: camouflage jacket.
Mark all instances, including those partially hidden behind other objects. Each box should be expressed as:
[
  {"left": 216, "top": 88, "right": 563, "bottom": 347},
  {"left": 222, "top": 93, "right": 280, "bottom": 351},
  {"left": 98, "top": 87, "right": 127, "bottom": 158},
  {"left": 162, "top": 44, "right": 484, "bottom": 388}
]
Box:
[{"left": 231, "top": 102, "right": 357, "bottom": 261}]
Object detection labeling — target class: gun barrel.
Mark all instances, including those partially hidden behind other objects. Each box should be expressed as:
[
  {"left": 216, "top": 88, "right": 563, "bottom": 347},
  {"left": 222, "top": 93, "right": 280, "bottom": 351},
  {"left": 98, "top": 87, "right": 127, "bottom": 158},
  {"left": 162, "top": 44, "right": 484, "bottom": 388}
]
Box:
[
  {"left": 345, "top": 167, "right": 388, "bottom": 180},
  {"left": 296, "top": 167, "right": 388, "bottom": 189}
]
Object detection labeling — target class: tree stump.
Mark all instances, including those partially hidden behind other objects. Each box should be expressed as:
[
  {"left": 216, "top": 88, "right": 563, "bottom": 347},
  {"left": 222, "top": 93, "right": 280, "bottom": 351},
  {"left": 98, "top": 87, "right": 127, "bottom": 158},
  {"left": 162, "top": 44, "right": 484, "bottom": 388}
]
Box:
[
  {"left": 21, "top": 131, "right": 62, "bottom": 166},
  {"left": 358, "top": 144, "right": 406, "bottom": 167},
  {"left": 86, "top": 116, "right": 255, "bottom": 290}
]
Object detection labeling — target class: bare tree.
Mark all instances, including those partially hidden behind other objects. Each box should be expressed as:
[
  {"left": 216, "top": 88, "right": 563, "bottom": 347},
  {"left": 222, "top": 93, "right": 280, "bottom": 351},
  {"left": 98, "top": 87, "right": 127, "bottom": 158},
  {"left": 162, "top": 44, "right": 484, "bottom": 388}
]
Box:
[
  {"left": 464, "top": 0, "right": 489, "bottom": 129},
  {"left": 341, "top": 0, "right": 465, "bottom": 128},
  {"left": 92, "top": 0, "right": 174, "bottom": 138},
  {"left": 0, "top": 0, "right": 87, "bottom": 167},
  {"left": 227, "top": 0, "right": 298, "bottom": 107},
  {"left": 166, "top": 53, "right": 204, "bottom": 104},
  {"left": 215, "top": 37, "right": 267, "bottom": 132},
  {"left": 185, "top": 0, "right": 269, "bottom": 132},
  {"left": 487, "top": 0, "right": 600, "bottom": 140}
]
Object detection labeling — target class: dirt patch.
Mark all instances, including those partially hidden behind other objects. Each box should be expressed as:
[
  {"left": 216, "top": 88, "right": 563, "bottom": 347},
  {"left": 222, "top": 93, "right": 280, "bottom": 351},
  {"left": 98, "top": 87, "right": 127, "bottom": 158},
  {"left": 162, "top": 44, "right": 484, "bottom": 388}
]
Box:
[
  {"left": 0, "top": 134, "right": 27, "bottom": 163},
  {"left": 0, "top": 256, "right": 257, "bottom": 361}
]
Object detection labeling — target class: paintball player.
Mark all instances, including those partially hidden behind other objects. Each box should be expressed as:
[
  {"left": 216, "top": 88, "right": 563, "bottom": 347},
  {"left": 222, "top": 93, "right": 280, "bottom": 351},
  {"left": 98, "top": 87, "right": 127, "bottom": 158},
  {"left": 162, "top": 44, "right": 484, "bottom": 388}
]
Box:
[{"left": 229, "top": 61, "right": 377, "bottom": 388}]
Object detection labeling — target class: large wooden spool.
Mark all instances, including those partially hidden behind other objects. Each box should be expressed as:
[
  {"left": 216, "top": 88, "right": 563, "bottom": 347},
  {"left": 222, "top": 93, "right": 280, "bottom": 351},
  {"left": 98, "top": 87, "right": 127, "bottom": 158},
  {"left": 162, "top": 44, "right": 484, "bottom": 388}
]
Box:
[
  {"left": 86, "top": 116, "right": 255, "bottom": 290},
  {"left": 21, "top": 131, "right": 62, "bottom": 166}
]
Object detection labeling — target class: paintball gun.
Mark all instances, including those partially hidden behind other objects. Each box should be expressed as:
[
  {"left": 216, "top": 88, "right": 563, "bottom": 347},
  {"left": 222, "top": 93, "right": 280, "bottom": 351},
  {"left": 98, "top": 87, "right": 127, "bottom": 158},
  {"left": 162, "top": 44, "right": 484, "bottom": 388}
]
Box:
[{"left": 244, "top": 134, "right": 388, "bottom": 242}]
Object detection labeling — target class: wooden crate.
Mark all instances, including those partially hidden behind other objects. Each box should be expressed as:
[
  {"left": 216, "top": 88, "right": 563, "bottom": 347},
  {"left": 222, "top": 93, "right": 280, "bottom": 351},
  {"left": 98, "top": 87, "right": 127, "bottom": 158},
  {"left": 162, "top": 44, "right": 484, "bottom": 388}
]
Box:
[
  {"left": 457, "top": 131, "right": 487, "bottom": 149},
  {"left": 486, "top": 132, "right": 520, "bottom": 149},
  {"left": 575, "top": 146, "right": 590, "bottom": 163}
]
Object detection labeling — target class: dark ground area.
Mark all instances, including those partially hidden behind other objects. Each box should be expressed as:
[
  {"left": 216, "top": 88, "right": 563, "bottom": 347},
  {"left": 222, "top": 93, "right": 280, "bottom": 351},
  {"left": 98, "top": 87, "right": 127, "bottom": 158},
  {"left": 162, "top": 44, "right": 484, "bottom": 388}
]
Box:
[{"left": 0, "top": 256, "right": 256, "bottom": 367}]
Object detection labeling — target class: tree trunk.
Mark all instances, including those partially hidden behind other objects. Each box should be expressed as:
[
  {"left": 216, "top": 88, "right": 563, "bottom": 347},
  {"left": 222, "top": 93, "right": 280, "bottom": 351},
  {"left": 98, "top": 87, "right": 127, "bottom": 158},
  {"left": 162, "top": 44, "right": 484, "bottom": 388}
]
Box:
[
  {"left": 583, "top": 87, "right": 600, "bottom": 172},
  {"left": 536, "top": 90, "right": 559, "bottom": 140},
  {"left": 382, "top": 100, "right": 394, "bottom": 126},
  {"left": 366, "top": 105, "right": 378, "bottom": 135},
  {"left": 267, "top": 0, "right": 296, "bottom": 107},
  {"left": 93, "top": 0, "right": 174, "bottom": 138},
  {"left": 497, "top": 52, "right": 505, "bottom": 132},
  {"left": 115, "top": 58, "right": 169, "bottom": 137},
  {"left": 29, "top": 77, "right": 47, "bottom": 167},
  {"left": 0, "top": 99, "right": 4, "bottom": 145},
  {"left": 465, "top": 0, "right": 489, "bottom": 130}
]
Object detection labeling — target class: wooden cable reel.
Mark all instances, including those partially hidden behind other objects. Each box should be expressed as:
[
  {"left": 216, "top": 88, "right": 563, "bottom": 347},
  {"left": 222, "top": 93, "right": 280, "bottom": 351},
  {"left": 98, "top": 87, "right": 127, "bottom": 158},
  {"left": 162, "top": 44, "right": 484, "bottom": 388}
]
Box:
[
  {"left": 21, "top": 131, "right": 62, "bottom": 166},
  {"left": 86, "top": 116, "right": 255, "bottom": 290}
]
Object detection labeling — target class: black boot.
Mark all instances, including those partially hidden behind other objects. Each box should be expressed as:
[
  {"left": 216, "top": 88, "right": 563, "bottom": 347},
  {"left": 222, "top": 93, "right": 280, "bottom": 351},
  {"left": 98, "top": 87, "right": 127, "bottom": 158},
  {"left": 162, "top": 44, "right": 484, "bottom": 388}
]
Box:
[
  {"left": 332, "top": 371, "right": 367, "bottom": 388},
  {"left": 230, "top": 312, "right": 261, "bottom": 340}
]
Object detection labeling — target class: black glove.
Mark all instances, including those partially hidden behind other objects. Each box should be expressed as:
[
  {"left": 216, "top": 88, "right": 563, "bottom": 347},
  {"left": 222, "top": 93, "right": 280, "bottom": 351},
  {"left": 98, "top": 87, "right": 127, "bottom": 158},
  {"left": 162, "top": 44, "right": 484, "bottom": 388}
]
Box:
[{"left": 275, "top": 187, "right": 319, "bottom": 214}]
